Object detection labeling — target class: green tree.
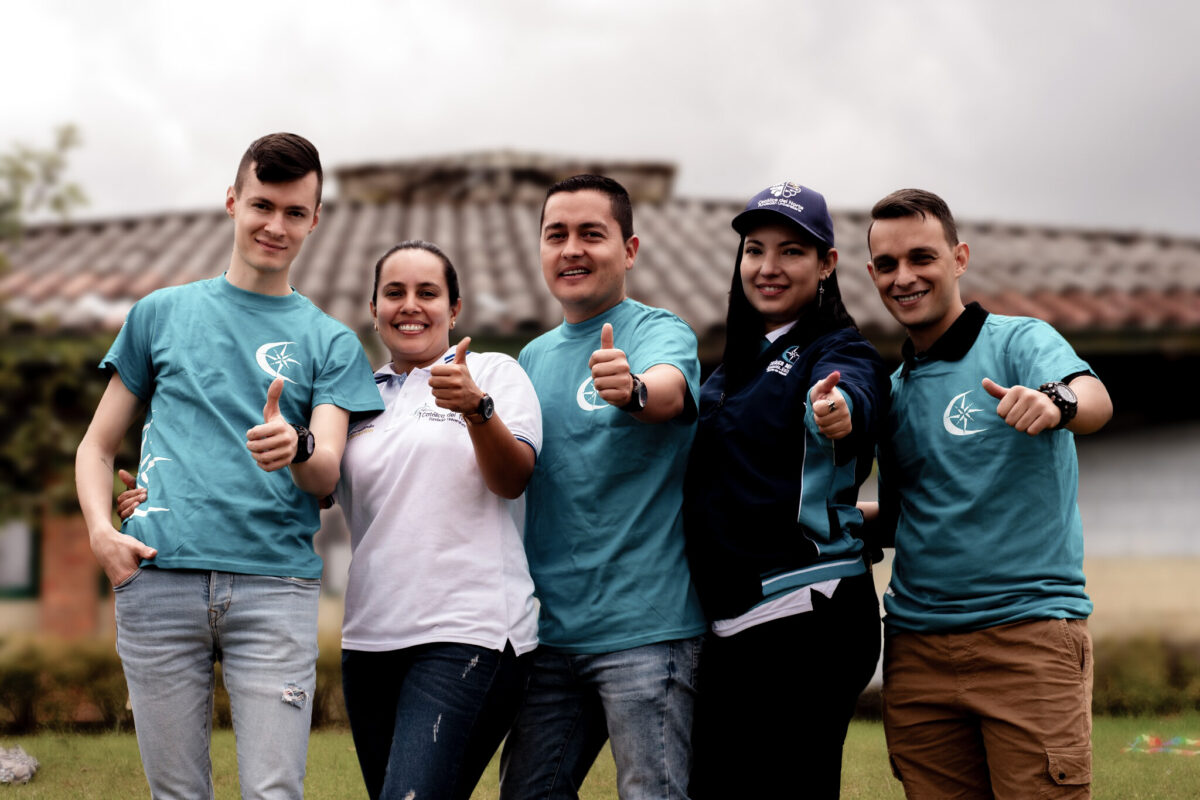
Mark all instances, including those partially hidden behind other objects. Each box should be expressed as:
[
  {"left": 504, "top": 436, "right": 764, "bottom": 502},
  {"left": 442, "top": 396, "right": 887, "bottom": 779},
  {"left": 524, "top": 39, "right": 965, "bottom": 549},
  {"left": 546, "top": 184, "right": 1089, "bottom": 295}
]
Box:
[
  {"left": 0, "top": 126, "right": 106, "bottom": 520},
  {"left": 0, "top": 124, "right": 87, "bottom": 247}
]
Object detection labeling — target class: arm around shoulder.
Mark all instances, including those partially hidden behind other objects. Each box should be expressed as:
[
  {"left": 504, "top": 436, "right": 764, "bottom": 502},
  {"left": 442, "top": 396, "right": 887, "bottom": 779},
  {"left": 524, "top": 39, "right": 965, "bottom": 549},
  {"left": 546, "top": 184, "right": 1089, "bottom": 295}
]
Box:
[{"left": 1066, "top": 375, "right": 1112, "bottom": 435}]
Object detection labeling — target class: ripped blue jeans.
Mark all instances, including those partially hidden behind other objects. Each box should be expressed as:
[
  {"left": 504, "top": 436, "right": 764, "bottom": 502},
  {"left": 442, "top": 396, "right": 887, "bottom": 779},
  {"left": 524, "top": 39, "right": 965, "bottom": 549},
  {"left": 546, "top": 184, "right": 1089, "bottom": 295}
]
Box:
[
  {"left": 342, "top": 642, "right": 533, "bottom": 800},
  {"left": 114, "top": 567, "right": 320, "bottom": 800}
]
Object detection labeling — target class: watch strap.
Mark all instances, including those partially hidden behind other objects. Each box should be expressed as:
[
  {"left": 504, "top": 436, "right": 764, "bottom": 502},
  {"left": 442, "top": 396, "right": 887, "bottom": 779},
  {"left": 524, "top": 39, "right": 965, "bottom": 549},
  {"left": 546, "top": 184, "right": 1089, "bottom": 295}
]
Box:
[{"left": 619, "top": 374, "right": 648, "bottom": 413}]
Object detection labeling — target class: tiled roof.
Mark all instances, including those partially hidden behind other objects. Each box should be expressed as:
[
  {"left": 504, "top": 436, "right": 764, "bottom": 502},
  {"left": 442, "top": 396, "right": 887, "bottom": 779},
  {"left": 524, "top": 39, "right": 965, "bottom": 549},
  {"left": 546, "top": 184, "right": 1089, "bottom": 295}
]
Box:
[{"left": 4, "top": 197, "right": 1199, "bottom": 350}]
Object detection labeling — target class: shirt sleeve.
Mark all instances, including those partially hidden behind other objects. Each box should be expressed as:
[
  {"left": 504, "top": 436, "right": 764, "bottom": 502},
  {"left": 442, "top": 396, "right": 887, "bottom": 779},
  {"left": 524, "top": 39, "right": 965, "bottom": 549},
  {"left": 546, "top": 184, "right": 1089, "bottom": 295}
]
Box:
[
  {"left": 100, "top": 295, "right": 156, "bottom": 401},
  {"left": 626, "top": 311, "right": 701, "bottom": 411},
  {"left": 473, "top": 353, "right": 542, "bottom": 456},
  {"left": 311, "top": 327, "right": 386, "bottom": 415},
  {"left": 1004, "top": 319, "right": 1093, "bottom": 389}
]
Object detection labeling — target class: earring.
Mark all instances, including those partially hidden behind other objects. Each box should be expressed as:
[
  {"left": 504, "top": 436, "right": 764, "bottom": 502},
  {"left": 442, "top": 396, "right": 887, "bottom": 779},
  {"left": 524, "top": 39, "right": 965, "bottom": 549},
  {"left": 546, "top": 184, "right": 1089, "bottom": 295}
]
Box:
[
  {"left": 450, "top": 319, "right": 456, "bottom": 329},
  {"left": 817, "top": 278, "right": 825, "bottom": 308}
]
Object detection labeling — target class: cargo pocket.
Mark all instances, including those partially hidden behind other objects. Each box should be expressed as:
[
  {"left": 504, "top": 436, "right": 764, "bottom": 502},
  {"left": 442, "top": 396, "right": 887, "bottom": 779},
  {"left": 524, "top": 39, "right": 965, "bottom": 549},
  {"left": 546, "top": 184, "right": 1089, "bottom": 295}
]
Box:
[{"left": 1045, "top": 745, "right": 1091, "bottom": 785}]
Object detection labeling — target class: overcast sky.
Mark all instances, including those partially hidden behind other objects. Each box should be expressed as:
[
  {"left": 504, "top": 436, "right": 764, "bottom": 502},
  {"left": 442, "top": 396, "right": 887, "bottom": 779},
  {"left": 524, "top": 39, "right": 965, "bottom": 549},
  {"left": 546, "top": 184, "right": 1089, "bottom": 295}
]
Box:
[{"left": 6, "top": 0, "right": 1198, "bottom": 237}]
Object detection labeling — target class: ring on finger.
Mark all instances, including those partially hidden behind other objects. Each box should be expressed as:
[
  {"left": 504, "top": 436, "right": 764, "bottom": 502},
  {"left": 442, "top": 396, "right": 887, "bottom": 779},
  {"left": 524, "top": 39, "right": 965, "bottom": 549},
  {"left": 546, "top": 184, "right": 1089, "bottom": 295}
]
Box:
[{"left": 826, "top": 400, "right": 837, "bottom": 413}]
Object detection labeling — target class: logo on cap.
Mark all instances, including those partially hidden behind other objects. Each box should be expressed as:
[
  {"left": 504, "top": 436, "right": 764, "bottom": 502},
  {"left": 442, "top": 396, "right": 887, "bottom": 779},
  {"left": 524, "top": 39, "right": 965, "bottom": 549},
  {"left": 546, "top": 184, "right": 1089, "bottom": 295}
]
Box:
[{"left": 769, "top": 182, "right": 802, "bottom": 199}]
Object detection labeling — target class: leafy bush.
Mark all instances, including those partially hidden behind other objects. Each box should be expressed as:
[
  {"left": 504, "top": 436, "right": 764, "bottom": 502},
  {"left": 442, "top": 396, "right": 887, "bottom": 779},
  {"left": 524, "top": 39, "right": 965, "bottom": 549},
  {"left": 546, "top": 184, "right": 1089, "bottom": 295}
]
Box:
[
  {"left": 1091, "top": 636, "right": 1200, "bottom": 715},
  {"left": 0, "top": 634, "right": 348, "bottom": 733}
]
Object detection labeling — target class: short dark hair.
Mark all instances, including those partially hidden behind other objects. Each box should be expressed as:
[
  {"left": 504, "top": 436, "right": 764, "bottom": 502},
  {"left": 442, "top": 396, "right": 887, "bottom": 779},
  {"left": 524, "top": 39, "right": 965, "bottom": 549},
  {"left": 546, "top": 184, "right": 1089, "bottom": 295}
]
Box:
[
  {"left": 233, "top": 133, "right": 323, "bottom": 205},
  {"left": 540, "top": 174, "right": 634, "bottom": 241},
  {"left": 868, "top": 188, "right": 958, "bottom": 253},
  {"left": 371, "top": 240, "right": 460, "bottom": 307}
]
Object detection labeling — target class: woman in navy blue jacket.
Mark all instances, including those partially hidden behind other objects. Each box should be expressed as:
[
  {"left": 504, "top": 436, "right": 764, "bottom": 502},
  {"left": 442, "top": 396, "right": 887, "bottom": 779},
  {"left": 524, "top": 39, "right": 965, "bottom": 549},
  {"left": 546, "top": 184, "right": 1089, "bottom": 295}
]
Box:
[{"left": 685, "top": 182, "right": 887, "bottom": 799}]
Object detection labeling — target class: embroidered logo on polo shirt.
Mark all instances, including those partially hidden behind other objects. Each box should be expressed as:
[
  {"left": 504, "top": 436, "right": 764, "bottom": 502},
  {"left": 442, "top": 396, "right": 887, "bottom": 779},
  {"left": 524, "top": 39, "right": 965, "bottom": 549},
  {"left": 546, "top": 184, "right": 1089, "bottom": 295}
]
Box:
[
  {"left": 413, "top": 405, "right": 467, "bottom": 427},
  {"left": 255, "top": 341, "right": 302, "bottom": 383},
  {"left": 765, "top": 346, "right": 800, "bottom": 377},
  {"left": 943, "top": 390, "right": 987, "bottom": 436}
]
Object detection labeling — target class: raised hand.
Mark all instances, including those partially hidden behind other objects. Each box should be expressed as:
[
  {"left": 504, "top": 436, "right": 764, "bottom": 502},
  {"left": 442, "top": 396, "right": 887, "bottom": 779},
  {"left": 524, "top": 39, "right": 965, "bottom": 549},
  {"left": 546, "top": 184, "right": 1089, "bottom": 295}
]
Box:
[
  {"left": 981, "top": 377, "right": 1059, "bottom": 435},
  {"left": 430, "top": 337, "right": 486, "bottom": 415},
  {"left": 589, "top": 323, "right": 635, "bottom": 407},
  {"left": 246, "top": 377, "right": 296, "bottom": 470},
  {"left": 810, "top": 370, "right": 852, "bottom": 440}
]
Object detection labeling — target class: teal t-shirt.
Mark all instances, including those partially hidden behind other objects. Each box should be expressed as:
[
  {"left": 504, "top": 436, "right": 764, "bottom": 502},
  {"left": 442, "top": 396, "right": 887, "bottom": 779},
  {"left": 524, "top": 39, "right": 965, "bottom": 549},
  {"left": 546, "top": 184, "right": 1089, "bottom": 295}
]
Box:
[
  {"left": 101, "top": 274, "right": 384, "bottom": 578},
  {"left": 881, "top": 312, "right": 1094, "bottom": 632},
  {"left": 518, "top": 299, "right": 707, "bottom": 652}
]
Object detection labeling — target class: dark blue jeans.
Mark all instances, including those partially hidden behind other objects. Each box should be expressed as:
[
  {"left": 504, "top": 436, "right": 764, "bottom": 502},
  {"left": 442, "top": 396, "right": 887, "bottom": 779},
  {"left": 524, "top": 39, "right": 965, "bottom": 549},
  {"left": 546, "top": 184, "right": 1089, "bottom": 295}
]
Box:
[{"left": 342, "top": 642, "right": 533, "bottom": 800}]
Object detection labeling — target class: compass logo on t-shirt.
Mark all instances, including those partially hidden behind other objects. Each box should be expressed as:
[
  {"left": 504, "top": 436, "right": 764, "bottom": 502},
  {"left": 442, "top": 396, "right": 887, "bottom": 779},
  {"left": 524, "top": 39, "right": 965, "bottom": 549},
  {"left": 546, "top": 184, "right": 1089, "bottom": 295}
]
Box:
[
  {"left": 255, "top": 341, "right": 302, "bottom": 383},
  {"left": 943, "top": 390, "right": 987, "bottom": 436},
  {"left": 576, "top": 376, "right": 609, "bottom": 411}
]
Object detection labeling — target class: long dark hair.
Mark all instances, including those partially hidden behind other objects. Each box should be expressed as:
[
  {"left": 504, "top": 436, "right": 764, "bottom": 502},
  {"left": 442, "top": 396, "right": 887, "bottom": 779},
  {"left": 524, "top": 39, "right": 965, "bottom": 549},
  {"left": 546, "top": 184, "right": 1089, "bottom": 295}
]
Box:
[{"left": 721, "top": 226, "right": 857, "bottom": 391}]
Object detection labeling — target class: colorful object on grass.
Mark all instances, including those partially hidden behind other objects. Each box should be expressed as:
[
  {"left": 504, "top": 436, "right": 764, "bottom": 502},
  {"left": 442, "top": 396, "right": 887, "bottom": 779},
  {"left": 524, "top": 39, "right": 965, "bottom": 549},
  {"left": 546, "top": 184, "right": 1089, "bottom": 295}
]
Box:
[{"left": 1124, "top": 734, "right": 1200, "bottom": 756}]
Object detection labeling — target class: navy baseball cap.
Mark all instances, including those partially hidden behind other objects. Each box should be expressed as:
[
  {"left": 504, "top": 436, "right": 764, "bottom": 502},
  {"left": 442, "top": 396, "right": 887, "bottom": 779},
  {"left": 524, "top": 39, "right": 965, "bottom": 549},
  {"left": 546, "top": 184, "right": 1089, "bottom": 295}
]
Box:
[{"left": 731, "top": 181, "right": 835, "bottom": 248}]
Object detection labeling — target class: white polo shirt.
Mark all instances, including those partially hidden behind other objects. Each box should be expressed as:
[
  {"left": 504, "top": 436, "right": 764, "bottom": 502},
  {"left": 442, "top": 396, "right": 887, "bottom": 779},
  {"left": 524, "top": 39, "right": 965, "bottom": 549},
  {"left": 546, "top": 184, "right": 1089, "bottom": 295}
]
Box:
[{"left": 336, "top": 347, "right": 542, "bottom": 655}]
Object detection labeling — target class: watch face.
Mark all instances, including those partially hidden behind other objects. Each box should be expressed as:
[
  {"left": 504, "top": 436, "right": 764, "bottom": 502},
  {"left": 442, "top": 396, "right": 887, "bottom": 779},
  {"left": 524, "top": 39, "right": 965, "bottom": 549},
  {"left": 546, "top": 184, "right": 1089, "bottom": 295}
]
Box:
[
  {"left": 478, "top": 394, "right": 495, "bottom": 420},
  {"left": 632, "top": 376, "right": 647, "bottom": 408},
  {"left": 1057, "top": 383, "right": 1078, "bottom": 403}
]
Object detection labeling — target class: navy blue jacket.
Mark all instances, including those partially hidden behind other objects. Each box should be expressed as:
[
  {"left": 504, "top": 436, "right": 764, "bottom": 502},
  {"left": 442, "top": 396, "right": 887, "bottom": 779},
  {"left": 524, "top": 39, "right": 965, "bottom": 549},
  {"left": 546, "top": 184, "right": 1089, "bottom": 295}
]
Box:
[{"left": 684, "top": 319, "right": 888, "bottom": 621}]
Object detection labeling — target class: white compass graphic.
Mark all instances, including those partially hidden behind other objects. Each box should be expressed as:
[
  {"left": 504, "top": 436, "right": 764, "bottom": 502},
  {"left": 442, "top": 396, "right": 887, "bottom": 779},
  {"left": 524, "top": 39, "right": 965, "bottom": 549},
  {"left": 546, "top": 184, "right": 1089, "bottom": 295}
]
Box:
[
  {"left": 256, "top": 341, "right": 301, "bottom": 383},
  {"left": 943, "top": 390, "right": 986, "bottom": 436},
  {"left": 576, "top": 376, "right": 608, "bottom": 411}
]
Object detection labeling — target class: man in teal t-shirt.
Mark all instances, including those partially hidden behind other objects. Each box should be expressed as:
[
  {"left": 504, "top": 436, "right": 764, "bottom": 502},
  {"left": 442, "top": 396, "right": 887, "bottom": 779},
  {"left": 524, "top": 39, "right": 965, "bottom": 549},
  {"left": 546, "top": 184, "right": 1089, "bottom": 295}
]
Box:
[
  {"left": 76, "top": 134, "right": 383, "bottom": 799},
  {"left": 500, "top": 175, "right": 706, "bottom": 800},
  {"left": 864, "top": 188, "right": 1113, "bottom": 799}
]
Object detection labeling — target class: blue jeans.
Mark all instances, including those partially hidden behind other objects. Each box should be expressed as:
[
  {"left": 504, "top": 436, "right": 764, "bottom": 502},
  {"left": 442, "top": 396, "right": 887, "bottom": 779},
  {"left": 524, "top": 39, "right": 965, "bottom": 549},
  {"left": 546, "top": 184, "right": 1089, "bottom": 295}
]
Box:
[
  {"left": 499, "top": 637, "right": 703, "bottom": 800},
  {"left": 342, "top": 643, "right": 533, "bottom": 800},
  {"left": 114, "top": 567, "right": 320, "bottom": 800}
]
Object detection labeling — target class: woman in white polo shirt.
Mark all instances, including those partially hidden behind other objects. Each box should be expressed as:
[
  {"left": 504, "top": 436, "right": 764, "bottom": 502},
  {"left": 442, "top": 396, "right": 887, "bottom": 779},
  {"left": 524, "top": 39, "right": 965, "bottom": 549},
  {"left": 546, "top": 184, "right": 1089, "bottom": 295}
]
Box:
[{"left": 336, "top": 241, "right": 542, "bottom": 800}]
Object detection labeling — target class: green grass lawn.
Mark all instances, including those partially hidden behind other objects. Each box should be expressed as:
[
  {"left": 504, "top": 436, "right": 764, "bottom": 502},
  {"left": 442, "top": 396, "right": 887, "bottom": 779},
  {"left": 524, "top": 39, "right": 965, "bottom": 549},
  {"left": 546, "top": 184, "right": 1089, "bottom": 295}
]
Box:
[{"left": 3, "top": 714, "right": 1198, "bottom": 798}]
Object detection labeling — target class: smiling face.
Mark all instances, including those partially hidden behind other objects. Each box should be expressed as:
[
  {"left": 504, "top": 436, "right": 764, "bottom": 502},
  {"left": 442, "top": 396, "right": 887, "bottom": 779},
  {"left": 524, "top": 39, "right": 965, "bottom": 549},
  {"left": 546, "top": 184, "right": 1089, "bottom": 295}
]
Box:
[
  {"left": 739, "top": 221, "right": 836, "bottom": 332},
  {"left": 867, "top": 213, "right": 969, "bottom": 351},
  {"left": 540, "top": 189, "right": 639, "bottom": 324},
  {"left": 225, "top": 166, "right": 320, "bottom": 293},
  {"left": 370, "top": 248, "right": 461, "bottom": 373}
]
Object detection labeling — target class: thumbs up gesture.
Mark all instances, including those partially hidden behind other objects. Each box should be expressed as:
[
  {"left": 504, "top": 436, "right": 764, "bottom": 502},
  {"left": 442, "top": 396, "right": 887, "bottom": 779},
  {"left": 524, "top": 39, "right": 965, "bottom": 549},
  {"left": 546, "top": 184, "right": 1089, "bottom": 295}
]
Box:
[
  {"left": 981, "top": 377, "right": 1058, "bottom": 435},
  {"left": 589, "top": 323, "right": 636, "bottom": 407},
  {"left": 810, "top": 370, "right": 851, "bottom": 440},
  {"left": 430, "top": 337, "right": 485, "bottom": 414},
  {"left": 246, "top": 377, "right": 296, "bottom": 471}
]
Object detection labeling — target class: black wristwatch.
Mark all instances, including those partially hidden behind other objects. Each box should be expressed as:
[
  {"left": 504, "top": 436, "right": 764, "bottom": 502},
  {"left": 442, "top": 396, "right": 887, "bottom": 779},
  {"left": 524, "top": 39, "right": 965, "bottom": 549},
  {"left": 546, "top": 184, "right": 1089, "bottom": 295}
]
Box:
[
  {"left": 1038, "top": 381, "right": 1078, "bottom": 429},
  {"left": 291, "top": 423, "right": 315, "bottom": 463},
  {"left": 465, "top": 393, "right": 494, "bottom": 425},
  {"left": 619, "top": 374, "right": 648, "bottom": 413}
]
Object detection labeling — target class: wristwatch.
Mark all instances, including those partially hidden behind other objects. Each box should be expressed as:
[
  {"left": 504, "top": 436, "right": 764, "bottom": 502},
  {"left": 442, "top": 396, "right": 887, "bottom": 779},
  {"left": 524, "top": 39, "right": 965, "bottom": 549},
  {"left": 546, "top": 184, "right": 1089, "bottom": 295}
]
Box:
[
  {"left": 291, "top": 423, "right": 315, "bottom": 463},
  {"left": 619, "top": 374, "right": 648, "bottom": 413},
  {"left": 465, "top": 393, "right": 494, "bottom": 425},
  {"left": 1038, "top": 381, "right": 1078, "bottom": 429}
]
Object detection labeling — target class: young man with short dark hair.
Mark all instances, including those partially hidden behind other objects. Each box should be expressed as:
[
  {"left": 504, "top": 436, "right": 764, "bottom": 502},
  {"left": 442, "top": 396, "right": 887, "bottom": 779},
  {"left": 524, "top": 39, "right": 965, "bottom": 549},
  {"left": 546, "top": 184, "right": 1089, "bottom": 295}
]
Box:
[
  {"left": 865, "top": 188, "right": 1112, "bottom": 799},
  {"left": 500, "top": 175, "right": 706, "bottom": 800},
  {"left": 76, "top": 133, "right": 383, "bottom": 799}
]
